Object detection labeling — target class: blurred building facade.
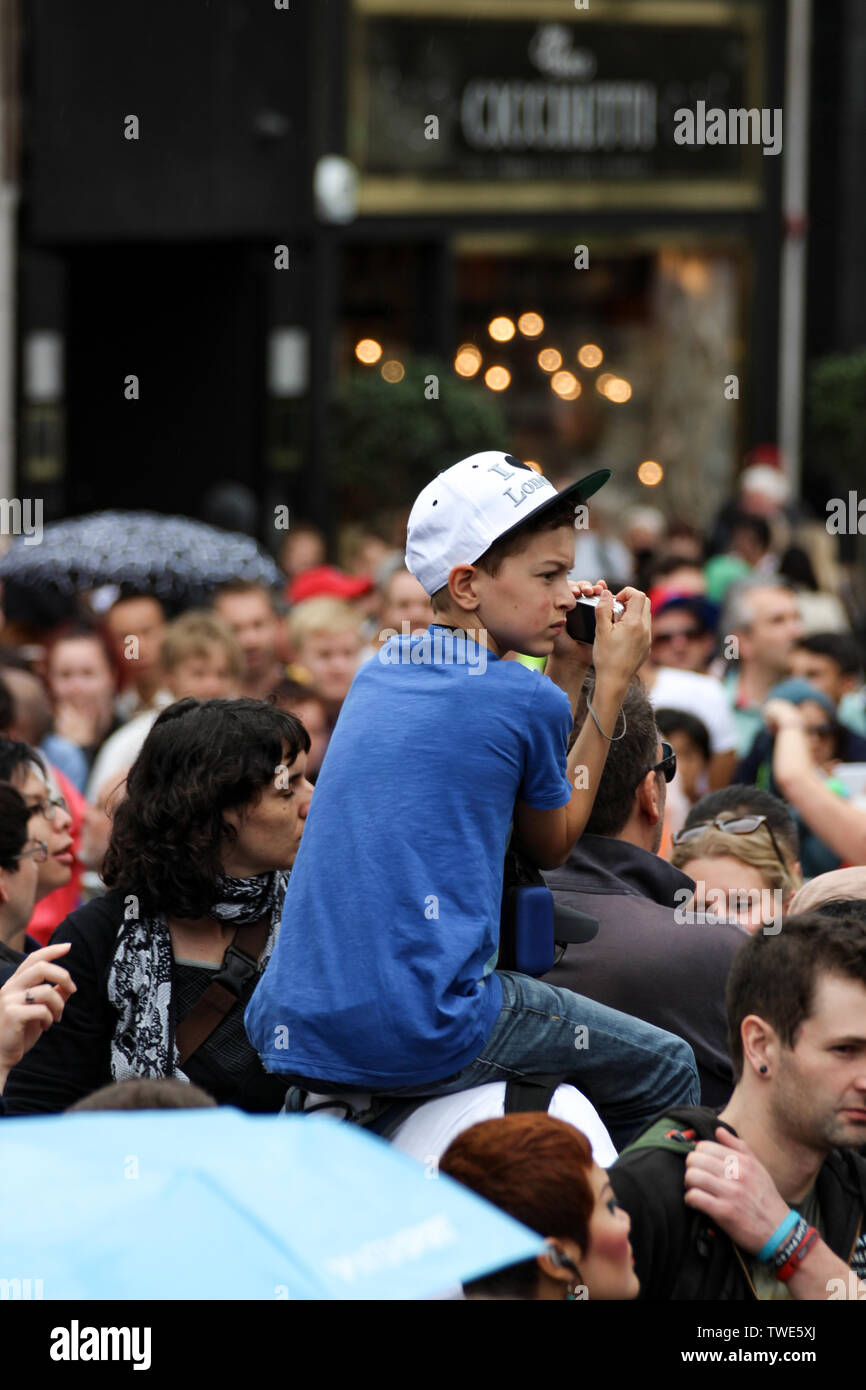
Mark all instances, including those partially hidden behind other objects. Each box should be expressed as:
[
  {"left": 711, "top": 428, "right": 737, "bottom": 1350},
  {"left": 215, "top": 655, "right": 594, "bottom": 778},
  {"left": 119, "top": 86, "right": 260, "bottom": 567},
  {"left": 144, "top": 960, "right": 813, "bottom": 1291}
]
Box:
[{"left": 3, "top": 0, "right": 862, "bottom": 542}]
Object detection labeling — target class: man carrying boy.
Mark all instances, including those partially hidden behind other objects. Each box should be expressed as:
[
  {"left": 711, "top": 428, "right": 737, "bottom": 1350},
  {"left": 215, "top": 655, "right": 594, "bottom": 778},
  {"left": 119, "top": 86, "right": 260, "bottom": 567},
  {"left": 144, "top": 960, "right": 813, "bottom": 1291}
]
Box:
[{"left": 246, "top": 453, "right": 699, "bottom": 1147}]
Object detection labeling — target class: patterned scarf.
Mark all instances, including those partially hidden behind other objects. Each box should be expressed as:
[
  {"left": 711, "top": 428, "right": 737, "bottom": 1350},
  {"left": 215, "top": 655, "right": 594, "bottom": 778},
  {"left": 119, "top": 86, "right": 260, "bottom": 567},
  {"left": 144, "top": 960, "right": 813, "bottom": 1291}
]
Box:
[{"left": 107, "top": 871, "right": 287, "bottom": 1084}]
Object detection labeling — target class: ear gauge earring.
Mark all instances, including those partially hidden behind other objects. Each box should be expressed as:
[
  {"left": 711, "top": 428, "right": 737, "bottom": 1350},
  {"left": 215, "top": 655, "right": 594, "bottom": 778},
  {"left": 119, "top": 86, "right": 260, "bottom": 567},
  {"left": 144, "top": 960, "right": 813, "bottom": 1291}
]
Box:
[
  {"left": 760, "top": 1065, "right": 768, "bottom": 1074},
  {"left": 565, "top": 1280, "right": 582, "bottom": 1301}
]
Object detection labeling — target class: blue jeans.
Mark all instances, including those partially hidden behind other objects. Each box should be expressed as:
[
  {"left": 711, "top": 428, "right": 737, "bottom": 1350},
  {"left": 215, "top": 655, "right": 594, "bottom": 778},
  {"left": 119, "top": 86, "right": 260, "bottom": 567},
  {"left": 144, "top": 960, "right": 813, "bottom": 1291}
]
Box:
[{"left": 291, "top": 971, "right": 699, "bottom": 1152}]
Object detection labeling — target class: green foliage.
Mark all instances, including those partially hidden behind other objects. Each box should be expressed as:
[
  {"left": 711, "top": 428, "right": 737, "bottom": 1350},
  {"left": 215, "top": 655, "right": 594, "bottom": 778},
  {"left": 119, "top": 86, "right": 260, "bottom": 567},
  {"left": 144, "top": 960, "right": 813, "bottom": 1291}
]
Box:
[
  {"left": 333, "top": 357, "right": 507, "bottom": 519},
  {"left": 807, "top": 349, "right": 866, "bottom": 493}
]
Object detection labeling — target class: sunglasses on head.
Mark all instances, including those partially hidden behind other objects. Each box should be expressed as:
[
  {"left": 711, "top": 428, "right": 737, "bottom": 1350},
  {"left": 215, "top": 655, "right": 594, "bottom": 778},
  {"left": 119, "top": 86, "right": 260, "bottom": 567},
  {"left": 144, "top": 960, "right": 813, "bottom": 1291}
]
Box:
[
  {"left": 647, "top": 739, "right": 677, "bottom": 784},
  {"left": 672, "top": 814, "right": 787, "bottom": 870}
]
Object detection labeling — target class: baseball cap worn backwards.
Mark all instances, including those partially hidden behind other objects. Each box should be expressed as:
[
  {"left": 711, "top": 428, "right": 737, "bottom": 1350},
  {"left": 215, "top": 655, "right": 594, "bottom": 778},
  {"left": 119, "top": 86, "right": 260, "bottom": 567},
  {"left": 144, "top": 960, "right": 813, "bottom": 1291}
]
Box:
[{"left": 405, "top": 452, "right": 611, "bottom": 597}]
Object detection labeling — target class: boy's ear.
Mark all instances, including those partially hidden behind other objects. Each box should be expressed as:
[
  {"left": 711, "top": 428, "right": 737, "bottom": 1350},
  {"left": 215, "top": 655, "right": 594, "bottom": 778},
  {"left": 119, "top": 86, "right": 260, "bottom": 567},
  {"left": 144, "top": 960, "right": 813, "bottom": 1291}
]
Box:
[{"left": 448, "top": 564, "right": 483, "bottom": 613}]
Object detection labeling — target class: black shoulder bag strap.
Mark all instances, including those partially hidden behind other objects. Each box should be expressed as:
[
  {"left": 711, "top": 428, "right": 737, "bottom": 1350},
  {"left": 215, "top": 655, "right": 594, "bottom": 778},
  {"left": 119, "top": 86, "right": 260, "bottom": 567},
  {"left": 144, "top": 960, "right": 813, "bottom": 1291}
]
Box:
[{"left": 175, "top": 919, "right": 270, "bottom": 1067}]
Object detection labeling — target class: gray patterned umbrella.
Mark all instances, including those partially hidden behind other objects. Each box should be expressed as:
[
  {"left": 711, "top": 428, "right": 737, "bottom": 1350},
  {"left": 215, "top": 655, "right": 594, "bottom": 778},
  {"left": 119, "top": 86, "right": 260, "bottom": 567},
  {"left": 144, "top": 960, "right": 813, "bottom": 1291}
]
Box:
[{"left": 0, "top": 511, "right": 282, "bottom": 608}]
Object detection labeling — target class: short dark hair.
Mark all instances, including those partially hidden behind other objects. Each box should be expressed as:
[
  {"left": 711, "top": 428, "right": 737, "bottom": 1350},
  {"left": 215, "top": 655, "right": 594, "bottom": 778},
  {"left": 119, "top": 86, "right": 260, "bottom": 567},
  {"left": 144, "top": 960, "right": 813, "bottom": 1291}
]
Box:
[
  {"left": 726, "top": 913, "right": 866, "bottom": 1082},
  {"left": 648, "top": 554, "right": 705, "bottom": 584},
  {"left": 811, "top": 899, "right": 866, "bottom": 924},
  {"left": 731, "top": 512, "right": 771, "bottom": 551},
  {"left": 109, "top": 588, "right": 166, "bottom": 614},
  {"left": 213, "top": 579, "right": 279, "bottom": 612},
  {"left": 794, "top": 631, "right": 863, "bottom": 679},
  {"left": 654, "top": 708, "right": 711, "bottom": 763},
  {"left": 68, "top": 1078, "right": 217, "bottom": 1112},
  {"left": 430, "top": 493, "right": 577, "bottom": 612},
  {"left": 102, "top": 698, "right": 310, "bottom": 918},
  {"left": 474, "top": 495, "right": 577, "bottom": 579},
  {"left": 0, "top": 677, "right": 14, "bottom": 735},
  {"left": 0, "top": 738, "right": 47, "bottom": 786},
  {"left": 0, "top": 781, "right": 31, "bottom": 871},
  {"left": 684, "top": 785, "right": 799, "bottom": 869},
  {"left": 573, "top": 677, "right": 660, "bottom": 838}
]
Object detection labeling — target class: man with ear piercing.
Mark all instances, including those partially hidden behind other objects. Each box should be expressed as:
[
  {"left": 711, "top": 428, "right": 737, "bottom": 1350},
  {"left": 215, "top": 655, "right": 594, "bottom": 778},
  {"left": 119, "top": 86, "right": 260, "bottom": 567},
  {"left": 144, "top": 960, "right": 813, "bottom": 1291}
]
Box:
[{"left": 610, "top": 915, "right": 866, "bottom": 1300}]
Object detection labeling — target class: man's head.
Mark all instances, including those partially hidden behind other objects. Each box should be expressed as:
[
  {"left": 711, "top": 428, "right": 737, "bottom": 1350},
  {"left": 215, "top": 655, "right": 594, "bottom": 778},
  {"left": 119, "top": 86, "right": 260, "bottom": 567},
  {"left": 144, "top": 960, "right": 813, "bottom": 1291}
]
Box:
[
  {"left": 729, "top": 513, "right": 772, "bottom": 567},
  {"left": 279, "top": 523, "right": 326, "bottom": 581},
  {"left": 407, "top": 452, "right": 609, "bottom": 658},
  {"left": 105, "top": 593, "right": 167, "bottom": 688},
  {"left": 378, "top": 567, "right": 434, "bottom": 638},
  {"left": 726, "top": 914, "right": 866, "bottom": 1152},
  {"left": 789, "top": 632, "right": 863, "bottom": 708},
  {"left": 649, "top": 592, "right": 718, "bottom": 673},
  {"left": 212, "top": 582, "right": 282, "bottom": 685},
  {"left": 649, "top": 554, "right": 708, "bottom": 595},
  {"left": 160, "top": 612, "right": 243, "bottom": 701},
  {"left": 722, "top": 579, "right": 803, "bottom": 680},
  {"left": 654, "top": 709, "right": 711, "bottom": 804},
  {"left": 287, "top": 599, "right": 362, "bottom": 713},
  {"left": 0, "top": 665, "right": 52, "bottom": 744},
  {"left": 574, "top": 677, "right": 668, "bottom": 853}
]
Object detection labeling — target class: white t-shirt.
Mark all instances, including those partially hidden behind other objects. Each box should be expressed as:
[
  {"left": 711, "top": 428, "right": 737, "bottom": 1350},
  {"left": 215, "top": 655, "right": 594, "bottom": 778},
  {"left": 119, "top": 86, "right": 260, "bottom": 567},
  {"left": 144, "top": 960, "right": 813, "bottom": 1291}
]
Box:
[
  {"left": 648, "top": 666, "right": 738, "bottom": 756},
  {"left": 389, "top": 1082, "right": 618, "bottom": 1167},
  {"left": 85, "top": 709, "right": 158, "bottom": 801}
]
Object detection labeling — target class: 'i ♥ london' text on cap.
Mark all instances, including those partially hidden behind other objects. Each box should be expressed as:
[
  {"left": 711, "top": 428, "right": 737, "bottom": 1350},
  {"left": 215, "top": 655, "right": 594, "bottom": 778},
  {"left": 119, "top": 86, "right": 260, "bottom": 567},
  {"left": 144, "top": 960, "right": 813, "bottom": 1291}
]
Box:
[{"left": 406, "top": 452, "right": 611, "bottom": 597}]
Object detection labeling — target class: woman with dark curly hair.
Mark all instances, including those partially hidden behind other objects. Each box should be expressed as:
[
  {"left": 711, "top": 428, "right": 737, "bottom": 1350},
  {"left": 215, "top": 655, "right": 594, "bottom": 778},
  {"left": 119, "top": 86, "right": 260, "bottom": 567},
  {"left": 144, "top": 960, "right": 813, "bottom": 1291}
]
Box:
[{"left": 2, "top": 698, "right": 312, "bottom": 1113}]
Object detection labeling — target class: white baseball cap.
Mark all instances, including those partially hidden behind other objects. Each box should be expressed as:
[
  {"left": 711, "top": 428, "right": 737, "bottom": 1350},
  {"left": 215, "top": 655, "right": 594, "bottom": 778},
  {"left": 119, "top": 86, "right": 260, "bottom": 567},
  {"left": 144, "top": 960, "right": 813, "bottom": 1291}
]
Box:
[{"left": 406, "top": 452, "right": 611, "bottom": 596}]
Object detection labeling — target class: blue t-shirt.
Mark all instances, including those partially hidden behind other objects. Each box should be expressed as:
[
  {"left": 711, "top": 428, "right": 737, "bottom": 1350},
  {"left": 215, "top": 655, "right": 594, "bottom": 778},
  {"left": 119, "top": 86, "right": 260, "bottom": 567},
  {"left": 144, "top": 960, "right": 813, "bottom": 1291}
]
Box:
[{"left": 245, "top": 625, "right": 573, "bottom": 1088}]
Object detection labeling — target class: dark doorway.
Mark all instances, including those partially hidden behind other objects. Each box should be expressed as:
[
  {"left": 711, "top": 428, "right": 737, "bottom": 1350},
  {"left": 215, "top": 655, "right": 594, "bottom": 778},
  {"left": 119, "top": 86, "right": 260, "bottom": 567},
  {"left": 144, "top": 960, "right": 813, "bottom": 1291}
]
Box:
[{"left": 64, "top": 245, "right": 265, "bottom": 519}]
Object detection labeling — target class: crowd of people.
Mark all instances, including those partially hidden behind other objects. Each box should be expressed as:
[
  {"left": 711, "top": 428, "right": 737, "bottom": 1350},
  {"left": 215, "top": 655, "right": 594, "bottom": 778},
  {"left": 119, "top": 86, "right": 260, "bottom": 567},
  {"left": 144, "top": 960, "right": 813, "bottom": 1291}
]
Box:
[{"left": 0, "top": 451, "right": 865, "bottom": 1302}]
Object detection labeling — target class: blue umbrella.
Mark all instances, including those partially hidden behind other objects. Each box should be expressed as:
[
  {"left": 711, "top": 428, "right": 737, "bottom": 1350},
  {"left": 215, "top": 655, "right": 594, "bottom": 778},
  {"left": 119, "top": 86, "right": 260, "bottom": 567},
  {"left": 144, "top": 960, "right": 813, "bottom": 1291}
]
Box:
[
  {"left": 0, "top": 1109, "right": 541, "bottom": 1299},
  {"left": 0, "top": 510, "right": 282, "bottom": 608}
]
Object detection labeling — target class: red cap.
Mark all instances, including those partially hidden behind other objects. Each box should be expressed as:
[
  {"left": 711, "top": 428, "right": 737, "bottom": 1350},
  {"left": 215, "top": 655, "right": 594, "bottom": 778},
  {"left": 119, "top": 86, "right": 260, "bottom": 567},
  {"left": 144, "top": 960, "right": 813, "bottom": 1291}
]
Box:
[{"left": 288, "top": 565, "right": 373, "bottom": 605}]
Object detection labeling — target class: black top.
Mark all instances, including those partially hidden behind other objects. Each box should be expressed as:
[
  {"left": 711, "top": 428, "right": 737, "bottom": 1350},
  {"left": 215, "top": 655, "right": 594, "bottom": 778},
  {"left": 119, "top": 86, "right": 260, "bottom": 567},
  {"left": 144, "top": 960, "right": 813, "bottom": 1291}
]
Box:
[
  {"left": 611, "top": 1105, "right": 866, "bottom": 1300},
  {"left": 542, "top": 834, "right": 743, "bottom": 1107},
  {"left": 0, "top": 934, "right": 42, "bottom": 987},
  {"left": 2, "top": 889, "right": 288, "bottom": 1114}
]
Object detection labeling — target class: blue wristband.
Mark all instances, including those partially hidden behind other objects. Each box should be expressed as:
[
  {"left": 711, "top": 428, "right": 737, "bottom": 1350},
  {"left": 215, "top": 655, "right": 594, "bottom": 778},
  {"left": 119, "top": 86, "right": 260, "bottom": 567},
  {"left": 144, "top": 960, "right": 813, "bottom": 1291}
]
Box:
[{"left": 757, "top": 1210, "right": 800, "bottom": 1263}]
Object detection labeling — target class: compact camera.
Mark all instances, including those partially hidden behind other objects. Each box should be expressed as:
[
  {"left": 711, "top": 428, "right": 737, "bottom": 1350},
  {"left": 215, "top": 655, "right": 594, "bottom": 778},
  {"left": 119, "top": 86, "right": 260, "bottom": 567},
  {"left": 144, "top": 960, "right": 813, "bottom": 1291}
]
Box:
[{"left": 565, "top": 594, "right": 625, "bottom": 644}]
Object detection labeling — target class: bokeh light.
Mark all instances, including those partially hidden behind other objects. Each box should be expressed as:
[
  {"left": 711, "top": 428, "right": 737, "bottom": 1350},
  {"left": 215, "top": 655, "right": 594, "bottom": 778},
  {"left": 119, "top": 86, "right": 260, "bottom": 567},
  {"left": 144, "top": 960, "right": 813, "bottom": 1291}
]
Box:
[
  {"left": 524, "top": 460, "right": 543, "bottom": 473},
  {"left": 488, "top": 316, "right": 516, "bottom": 342},
  {"left": 484, "top": 365, "right": 511, "bottom": 391},
  {"left": 638, "top": 460, "right": 664, "bottom": 486},
  {"left": 355, "top": 338, "right": 382, "bottom": 365},
  {"left": 454, "top": 344, "right": 482, "bottom": 377},
  {"left": 537, "top": 347, "right": 562, "bottom": 372},
  {"left": 518, "top": 312, "right": 544, "bottom": 337},
  {"left": 381, "top": 359, "right": 405, "bottom": 383},
  {"left": 595, "top": 372, "right": 614, "bottom": 395},
  {"left": 577, "top": 343, "right": 603, "bottom": 369},
  {"left": 604, "top": 377, "right": 632, "bottom": 403},
  {"left": 551, "top": 371, "right": 581, "bottom": 400}
]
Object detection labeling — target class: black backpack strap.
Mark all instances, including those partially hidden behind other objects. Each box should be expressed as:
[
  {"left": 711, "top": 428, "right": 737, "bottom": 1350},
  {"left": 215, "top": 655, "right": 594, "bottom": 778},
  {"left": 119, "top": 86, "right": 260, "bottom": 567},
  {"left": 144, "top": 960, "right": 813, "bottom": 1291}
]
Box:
[{"left": 504, "top": 1073, "right": 563, "bottom": 1114}]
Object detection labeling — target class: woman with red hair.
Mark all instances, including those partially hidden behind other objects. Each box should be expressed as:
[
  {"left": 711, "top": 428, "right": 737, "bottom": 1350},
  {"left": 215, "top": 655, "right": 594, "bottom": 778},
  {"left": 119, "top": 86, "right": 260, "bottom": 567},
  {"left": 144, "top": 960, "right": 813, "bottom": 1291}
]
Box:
[{"left": 440, "top": 1113, "right": 640, "bottom": 1301}]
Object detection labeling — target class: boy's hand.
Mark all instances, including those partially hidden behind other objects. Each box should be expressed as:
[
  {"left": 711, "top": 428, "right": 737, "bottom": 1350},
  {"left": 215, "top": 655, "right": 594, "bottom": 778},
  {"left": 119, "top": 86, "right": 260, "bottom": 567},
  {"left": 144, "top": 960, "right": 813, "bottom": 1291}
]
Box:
[
  {"left": 550, "top": 579, "right": 607, "bottom": 664},
  {"left": 591, "top": 586, "right": 651, "bottom": 689}
]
